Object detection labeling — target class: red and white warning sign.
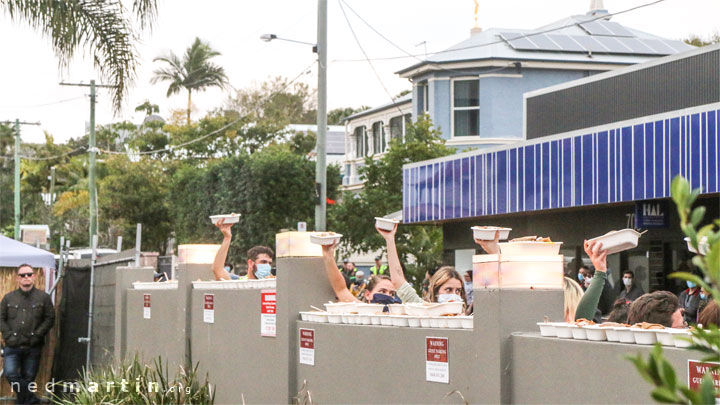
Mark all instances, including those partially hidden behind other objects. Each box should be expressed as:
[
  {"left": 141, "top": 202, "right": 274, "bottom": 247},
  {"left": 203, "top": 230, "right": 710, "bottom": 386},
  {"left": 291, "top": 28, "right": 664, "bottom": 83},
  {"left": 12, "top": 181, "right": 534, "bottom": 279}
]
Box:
[
  {"left": 143, "top": 294, "right": 151, "bottom": 319},
  {"left": 299, "top": 328, "right": 315, "bottom": 366},
  {"left": 426, "top": 337, "right": 449, "bottom": 383},
  {"left": 261, "top": 290, "right": 276, "bottom": 337},
  {"left": 688, "top": 360, "right": 720, "bottom": 397},
  {"left": 203, "top": 294, "right": 214, "bottom": 324}
]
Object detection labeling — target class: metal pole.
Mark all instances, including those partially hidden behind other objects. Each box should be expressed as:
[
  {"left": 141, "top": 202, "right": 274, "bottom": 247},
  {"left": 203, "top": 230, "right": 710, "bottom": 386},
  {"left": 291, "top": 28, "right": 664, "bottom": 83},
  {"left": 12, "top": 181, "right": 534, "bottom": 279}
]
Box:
[
  {"left": 49, "top": 166, "right": 56, "bottom": 204},
  {"left": 89, "top": 80, "right": 97, "bottom": 244},
  {"left": 14, "top": 119, "right": 20, "bottom": 240},
  {"left": 135, "top": 223, "right": 142, "bottom": 267},
  {"left": 315, "top": 0, "right": 328, "bottom": 231},
  {"left": 116, "top": 236, "right": 123, "bottom": 252},
  {"left": 85, "top": 234, "right": 98, "bottom": 373}
]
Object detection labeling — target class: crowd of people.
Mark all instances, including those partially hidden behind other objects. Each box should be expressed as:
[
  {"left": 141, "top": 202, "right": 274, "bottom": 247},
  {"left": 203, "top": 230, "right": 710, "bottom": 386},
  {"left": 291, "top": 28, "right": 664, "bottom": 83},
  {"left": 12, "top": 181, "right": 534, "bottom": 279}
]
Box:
[{"left": 566, "top": 239, "right": 715, "bottom": 329}]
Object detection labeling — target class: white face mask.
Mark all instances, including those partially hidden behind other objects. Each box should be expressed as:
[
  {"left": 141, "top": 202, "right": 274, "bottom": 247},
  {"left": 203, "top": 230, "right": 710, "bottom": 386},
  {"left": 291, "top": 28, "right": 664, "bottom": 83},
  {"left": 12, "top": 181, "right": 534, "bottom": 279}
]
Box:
[
  {"left": 437, "top": 293, "right": 463, "bottom": 304},
  {"left": 623, "top": 278, "right": 633, "bottom": 286}
]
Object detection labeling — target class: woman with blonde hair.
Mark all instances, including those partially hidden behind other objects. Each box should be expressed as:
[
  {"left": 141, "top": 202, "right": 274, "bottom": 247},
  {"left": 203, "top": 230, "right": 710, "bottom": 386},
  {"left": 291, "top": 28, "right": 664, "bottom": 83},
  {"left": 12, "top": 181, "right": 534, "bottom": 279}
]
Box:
[{"left": 564, "top": 276, "right": 584, "bottom": 322}]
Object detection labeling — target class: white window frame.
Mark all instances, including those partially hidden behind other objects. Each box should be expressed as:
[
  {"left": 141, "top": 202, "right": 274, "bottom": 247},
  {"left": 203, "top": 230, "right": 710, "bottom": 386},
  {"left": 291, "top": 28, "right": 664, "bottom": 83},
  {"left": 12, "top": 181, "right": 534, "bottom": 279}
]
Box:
[
  {"left": 352, "top": 125, "right": 366, "bottom": 158},
  {"left": 416, "top": 82, "right": 429, "bottom": 115},
  {"left": 371, "top": 120, "right": 385, "bottom": 155},
  {"left": 450, "top": 76, "right": 481, "bottom": 139}
]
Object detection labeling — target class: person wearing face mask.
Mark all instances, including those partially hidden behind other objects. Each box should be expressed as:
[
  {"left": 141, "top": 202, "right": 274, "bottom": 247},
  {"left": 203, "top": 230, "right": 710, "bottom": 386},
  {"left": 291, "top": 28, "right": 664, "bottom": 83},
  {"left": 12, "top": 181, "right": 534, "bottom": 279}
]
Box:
[
  {"left": 678, "top": 278, "right": 702, "bottom": 324},
  {"left": 573, "top": 240, "right": 607, "bottom": 322},
  {"left": 212, "top": 218, "right": 274, "bottom": 280},
  {"left": 375, "top": 222, "right": 473, "bottom": 307},
  {"left": 464, "top": 271, "right": 474, "bottom": 307},
  {"left": 578, "top": 266, "right": 594, "bottom": 290},
  {"left": 320, "top": 243, "right": 400, "bottom": 306},
  {"left": 617, "top": 270, "right": 644, "bottom": 304}
]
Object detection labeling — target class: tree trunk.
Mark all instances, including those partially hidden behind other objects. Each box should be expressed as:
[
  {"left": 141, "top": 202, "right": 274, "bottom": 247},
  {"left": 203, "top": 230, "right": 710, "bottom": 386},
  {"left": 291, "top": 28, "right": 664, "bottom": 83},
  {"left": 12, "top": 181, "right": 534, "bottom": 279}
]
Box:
[{"left": 187, "top": 89, "right": 192, "bottom": 125}]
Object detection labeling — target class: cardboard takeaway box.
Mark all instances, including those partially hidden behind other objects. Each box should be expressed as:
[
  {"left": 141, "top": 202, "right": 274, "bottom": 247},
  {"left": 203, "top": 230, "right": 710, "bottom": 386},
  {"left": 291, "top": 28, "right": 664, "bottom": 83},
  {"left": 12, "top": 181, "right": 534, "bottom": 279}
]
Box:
[{"left": 275, "top": 231, "right": 322, "bottom": 258}]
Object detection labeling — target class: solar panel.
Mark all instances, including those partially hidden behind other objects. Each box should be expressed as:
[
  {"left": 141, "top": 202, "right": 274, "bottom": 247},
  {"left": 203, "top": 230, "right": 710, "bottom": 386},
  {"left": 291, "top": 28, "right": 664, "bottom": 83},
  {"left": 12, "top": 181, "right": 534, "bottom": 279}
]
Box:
[
  {"left": 571, "top": 35, "right": 609, "bottom": 53},
  {"left": 500, "top": 32, "right": 538, "bottom": 50},
  {"left": 578, "top": 21, "right": 614, "bottom": 36},
  {"left": 620, "top": 37, "right": 657, "bottom": 54},
  {"left": 662, "top": 39, "right": 694, "bottom": 53},
  {"left": 594, "top": 36, "right": 633, "bottom": 53},
  {"left": 641, "top": 39, "right": 678, "bottom": 54},
  {"left": 546, "top": 35, "right": 585, "bottom": 52},
  {"left": 528, "top": 34, "right": 562, "bottom": 51},
  {"left": 601, "top": 21, "right": 635, "bottom": 37}
]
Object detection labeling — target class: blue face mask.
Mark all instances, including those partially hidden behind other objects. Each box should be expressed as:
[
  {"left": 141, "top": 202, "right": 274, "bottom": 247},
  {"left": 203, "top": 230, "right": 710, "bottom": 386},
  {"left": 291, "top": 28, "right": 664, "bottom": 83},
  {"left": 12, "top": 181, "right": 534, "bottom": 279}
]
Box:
[
  {"left": 701, "top": 293, "right": 707, "bottom": 300},
  {"left": 687, "top": 281, "right": 697, "bottom": 289},
  {"left": 437, "top": 293, "right": 464, "bottom": 304},
  {"left": 577, "top": 273, "right": 584, "bottom": 282},
  {"left": 370, "top": 293, "right": 401, "bottom": 305},
  {"left": 255, "top": 263, "right": 272, "bottom": 279}
]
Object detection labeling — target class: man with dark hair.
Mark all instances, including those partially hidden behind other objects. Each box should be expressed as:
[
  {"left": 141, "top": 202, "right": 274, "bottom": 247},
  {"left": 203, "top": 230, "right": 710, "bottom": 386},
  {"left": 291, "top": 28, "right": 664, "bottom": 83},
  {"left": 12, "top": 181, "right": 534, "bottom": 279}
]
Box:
[
  {"left": 212, "top": 219, "right": 274, "bottom": 280},
  {"left": 627, "top": 291, "right": 684, "bottom": 327},
  {"left": 0, "top": 264, "right": 55, "bottom": 404}
]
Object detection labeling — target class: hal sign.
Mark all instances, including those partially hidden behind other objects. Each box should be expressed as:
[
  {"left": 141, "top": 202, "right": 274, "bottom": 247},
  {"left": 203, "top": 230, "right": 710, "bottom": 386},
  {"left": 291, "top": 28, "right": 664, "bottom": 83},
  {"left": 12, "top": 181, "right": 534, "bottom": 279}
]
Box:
[
  {"left": 426, "top": 337, "right": 449, "bottom": 383},
  {"left": 688, "top": 360, "right": 720, "bottom": 396},
  {"left": 635, "top": 200, "right": 669, "bottom": 228},
  {"left": 143, "top": 294, "right": 151, "bottom": 319},
  {"left": 299, "top": 328, "right": 315, "bottom": 366}
]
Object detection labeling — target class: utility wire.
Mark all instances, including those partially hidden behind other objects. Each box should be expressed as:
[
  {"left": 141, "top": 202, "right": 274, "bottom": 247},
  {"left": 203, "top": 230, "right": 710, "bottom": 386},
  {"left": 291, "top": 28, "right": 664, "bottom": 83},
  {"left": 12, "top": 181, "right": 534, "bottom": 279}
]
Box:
[
  {"left": 333, "top": 0, "right": 667, "bottom": 62},
  {"left": 338, "top": 0, "right": 406, "bottom": 116},
  {"left": 99, "top": 59, "right": 318, "bottom": 156},
  {"left": 0, "top": 96, "right": 86, "bottom": 109},
  {"left": 0, "top": 145, "right": 86, "bottom": 161}
]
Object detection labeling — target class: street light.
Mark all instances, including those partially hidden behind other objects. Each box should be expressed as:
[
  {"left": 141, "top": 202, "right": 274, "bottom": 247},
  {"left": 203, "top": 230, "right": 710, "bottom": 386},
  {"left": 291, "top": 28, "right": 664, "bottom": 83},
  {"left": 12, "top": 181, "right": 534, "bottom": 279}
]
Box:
[{"left": 260, "top": 0, "right": 327, "bottom": 231}]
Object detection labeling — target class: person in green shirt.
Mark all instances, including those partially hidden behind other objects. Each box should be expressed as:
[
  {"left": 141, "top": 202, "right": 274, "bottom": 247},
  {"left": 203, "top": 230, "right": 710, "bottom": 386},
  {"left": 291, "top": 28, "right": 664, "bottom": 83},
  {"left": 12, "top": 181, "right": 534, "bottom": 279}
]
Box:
[{"left": 574, "top": 239, "right": 608, "bottom": 321}]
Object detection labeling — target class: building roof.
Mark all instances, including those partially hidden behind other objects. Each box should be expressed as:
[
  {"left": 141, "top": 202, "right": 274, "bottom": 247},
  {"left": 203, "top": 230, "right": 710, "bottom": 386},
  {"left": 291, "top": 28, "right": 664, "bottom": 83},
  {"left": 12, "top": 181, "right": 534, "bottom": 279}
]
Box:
[
  {"left": 286, "top": 124, "right": 346, "bottom": 155},
  {"left": 397, "top": 13, "right": 693, "bottom": 76},
  {"left": 344, "top": 94, "right": 412, "bottom": 122}
]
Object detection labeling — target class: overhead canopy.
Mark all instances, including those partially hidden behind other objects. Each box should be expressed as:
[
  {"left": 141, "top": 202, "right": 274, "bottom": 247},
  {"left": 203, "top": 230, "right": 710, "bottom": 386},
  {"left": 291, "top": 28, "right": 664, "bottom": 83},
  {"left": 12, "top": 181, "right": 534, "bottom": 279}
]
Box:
[{"left": 0, "top": 235, "right": 56, "bottom": 269}]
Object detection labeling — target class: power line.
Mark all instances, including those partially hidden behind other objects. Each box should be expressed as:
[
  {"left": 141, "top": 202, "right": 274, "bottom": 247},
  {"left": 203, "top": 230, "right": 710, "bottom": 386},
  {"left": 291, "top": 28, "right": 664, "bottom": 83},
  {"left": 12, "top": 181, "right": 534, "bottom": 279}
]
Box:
[
  {"left": 0, "top": 146, "right": 86, "bottom": 161},
  {"left": 100, "top": 59, "right": 318, "bottom": 156},
  {"left": 333, "top": 0, "right": 667, "bottom": 63},
  {"left": 0, "top": 96, "right": 86, "bottom": 109},
  {"left": 337, "top": 0, "right": 405, "bottom": 116}
]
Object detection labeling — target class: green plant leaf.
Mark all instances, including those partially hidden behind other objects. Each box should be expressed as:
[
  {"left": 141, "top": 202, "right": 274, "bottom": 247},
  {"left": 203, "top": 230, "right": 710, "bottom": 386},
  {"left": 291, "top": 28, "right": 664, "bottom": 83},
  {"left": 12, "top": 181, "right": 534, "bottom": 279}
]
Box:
[{"left": 650, "top": 387, "right": 680, "bottom": 403}]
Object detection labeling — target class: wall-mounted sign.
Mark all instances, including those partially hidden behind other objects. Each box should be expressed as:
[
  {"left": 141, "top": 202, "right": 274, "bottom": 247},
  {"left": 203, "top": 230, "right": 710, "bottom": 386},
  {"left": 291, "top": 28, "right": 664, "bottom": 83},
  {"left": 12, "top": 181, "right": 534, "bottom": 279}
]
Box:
[
  {"left": 143, "top": 294, "right": 151, "bottom": 319},
  {"left": 203, "top": 294, "right": 214, "bottom": 324},
  {"left": 688, "top": 360, "right": 720, "bottom": 397},
  {"left": 299, "top": 328, "right": 315, "bottom": 366},
  {"left": 426, "top": 337, "right": 449, "bottom": 383},
  {"left": 635, "top": 200, "right": 669, "bottom": 228},
  {"left": 261, "top": 290, "right": 277, "bottom": 337}
]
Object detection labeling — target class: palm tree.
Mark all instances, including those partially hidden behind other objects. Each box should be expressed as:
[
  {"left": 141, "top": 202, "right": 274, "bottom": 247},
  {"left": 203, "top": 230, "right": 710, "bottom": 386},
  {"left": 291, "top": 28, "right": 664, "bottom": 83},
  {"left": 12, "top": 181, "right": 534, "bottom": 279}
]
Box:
[
  {"left": 151, "top": 38, "right": 229, "bottom": 124},
  {"left": 2, "top": 1, "right": 157, "bottom": 112}
]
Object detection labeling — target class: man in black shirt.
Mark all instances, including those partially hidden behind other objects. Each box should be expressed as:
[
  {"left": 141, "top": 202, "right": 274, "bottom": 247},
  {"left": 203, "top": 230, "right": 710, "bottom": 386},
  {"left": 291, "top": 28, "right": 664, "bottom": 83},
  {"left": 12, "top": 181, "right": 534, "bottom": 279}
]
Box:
[{"left": 0, "top": 264, "right": 55, "bottom": 404}]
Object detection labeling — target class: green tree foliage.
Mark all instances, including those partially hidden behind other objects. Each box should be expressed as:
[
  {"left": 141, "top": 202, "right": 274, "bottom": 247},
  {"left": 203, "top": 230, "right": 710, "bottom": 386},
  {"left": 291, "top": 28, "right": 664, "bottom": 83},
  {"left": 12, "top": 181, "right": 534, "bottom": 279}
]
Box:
[
  {"left": 152, "top": 37, "right": 229, "bottom": 124},
  {"left": 628, "top": 175, "right": 720, "bottom": 403},
  {"left": 170, "top": 144, "right": 340, "bottom": 264},
  {"left": 2, "top": 0, "right": 158, "bottom": 112},
  {"left": 327, "top": 106, "right": 370, "bottom": 125},
  {"left": 684, "top": 32, "right": 720, "bottom": 47},
  {"left": 135, "top": 100, "right": 160, "bottom": 116},
  {"left": 329, "top": 115, "right": 453, "bottom": 285}
]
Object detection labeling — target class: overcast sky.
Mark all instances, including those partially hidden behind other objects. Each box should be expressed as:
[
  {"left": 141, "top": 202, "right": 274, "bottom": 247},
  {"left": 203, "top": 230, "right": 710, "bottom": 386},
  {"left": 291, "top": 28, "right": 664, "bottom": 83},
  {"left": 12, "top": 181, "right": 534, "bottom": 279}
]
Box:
[{"left": 1, "top": 0, "right": 719, "bottom": 144}]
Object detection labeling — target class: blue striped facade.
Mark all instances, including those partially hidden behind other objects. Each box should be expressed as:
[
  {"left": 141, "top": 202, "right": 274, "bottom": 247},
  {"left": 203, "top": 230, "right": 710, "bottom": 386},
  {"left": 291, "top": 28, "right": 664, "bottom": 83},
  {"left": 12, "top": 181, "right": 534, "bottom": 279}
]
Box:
[{"left": 403, "top": 105, "right": 720, "bottom": 223}]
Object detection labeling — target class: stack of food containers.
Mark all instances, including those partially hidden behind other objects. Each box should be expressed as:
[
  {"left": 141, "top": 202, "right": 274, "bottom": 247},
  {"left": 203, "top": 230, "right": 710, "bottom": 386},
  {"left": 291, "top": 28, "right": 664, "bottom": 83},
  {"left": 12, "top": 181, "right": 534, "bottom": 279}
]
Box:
[{"left": 472, "top": 242, "right": 564, "bottom": 290}]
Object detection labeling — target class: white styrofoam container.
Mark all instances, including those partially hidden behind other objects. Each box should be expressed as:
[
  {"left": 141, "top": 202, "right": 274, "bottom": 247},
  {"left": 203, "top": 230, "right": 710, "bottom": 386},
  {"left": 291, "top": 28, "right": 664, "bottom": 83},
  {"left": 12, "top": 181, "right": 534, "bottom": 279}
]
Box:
[
  {"left": 632, "top": 328, "right": 659, "bottom": 345},
  {"left": 405, "top": 304, "right": 430, "bottom": 317},
  {"left": 327, "top": 314, "right": 342, "bottom": 324},
  {"left": 388, "top": 304, "right": 406, "bottom": 315},
  {"left": 614, "top": 327, "right": 636, "bottom": 343},
  {"left": 471, "top": 226, "right": 512, "bottom": 241},
  {"left": 309, "top": 233, "right": 343, "bottom": 245},
  {"left": 460, "top": 316, "right": 473, "bottom": 329},
  {"left": 429, "top": 317, "right": 440, "bottom": 328},
  {"left": 358, "top": 315, "right": 371, "bottom": 325},
  {"left": 434, "top": 317, "right": 449, "bottom": 328},
  {"left": 375, "top": 217, "right": 399, "bottom": 231},
  {"left": 569, "top": 325, "right": 588, "bottom": 340},
  {"left": 447, "top": 317, "right": 462, "bottom": 328},
  {"left": 209, "top": 213, "right": 240, "bottom": 224},
  {"left": 407, "top": 316, "right": 420, "bottom": 327},
  {"left": 584, "top": 325, "right": 607, "bottom": 341},
  {"left": 355, "top": 303, "right": 385, "bottom": 314},
  {"left": 672, "top": 329, "right": 693, "bottom": 348},
  {"left": 419, "top": 317, "right": 432, "bottom": 328},
  {"left": 390, "top": 315, "right": 410, "bottom": 327},
  {"left": 324, "top": 302, "right": 356, "bottom": 314},
  {"left": 602, "top": 326, "right": 620, "bottom": 342},
  {"left": 299, "top": 312, "right": 311, "bottom": 321},
  {"left": 426, "top": 302, "right": 464, "bottom": 316},
  {"left": 536, "top": 322, "right": 556, "bottom": 337},
  {"left": 685, "top": 237, "right": 709, "bottom": 255},
  {"left": 370, "top": 315, "right": 381, "bottom": 325},
  {"left": 588, "top": 229, "right": 643, "bottom": 255},
  {"left": 553, "top": 323, "right": 574, "bottom": 339},
  {"left": 655, "top": 329, "right": 675, "bottom": 346},
  {"left": 498, "top": 241, "right": 563, "bottom": 256},
  {"left": 379, "top": 314, "right": 393, "bottom": 326}
]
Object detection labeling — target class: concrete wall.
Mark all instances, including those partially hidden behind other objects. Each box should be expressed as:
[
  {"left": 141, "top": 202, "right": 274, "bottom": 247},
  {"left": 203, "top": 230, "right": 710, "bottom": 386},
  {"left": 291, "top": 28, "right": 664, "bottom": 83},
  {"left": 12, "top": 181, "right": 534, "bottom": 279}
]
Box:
[
  {"left": 126, "top": 288, "right": 184, "bottom": 369},
  {"left": 511, "top": 333, "right": 697, "bottom": 404}
]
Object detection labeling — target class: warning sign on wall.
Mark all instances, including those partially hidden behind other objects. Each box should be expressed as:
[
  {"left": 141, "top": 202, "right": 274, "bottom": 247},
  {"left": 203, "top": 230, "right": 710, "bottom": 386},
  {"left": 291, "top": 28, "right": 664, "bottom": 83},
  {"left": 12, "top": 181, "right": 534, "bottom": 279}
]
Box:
[
  {"left": 299, "top": 328, "right": 315, "bottom": 366},
  {"left": 203, "top": 294, "right": 214, "bottom": 323},
  {"left": 426, "top": 337, "right": 449, "bottom": 383},
  {"left": 688, "top": 360, "right": 720, "bottom": 397},
  {"left": 261, "top": 290, "right": 276, "bottom": 337},
  {"left": 143, "top": 294, "right": 151, "bottom": 319}
]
